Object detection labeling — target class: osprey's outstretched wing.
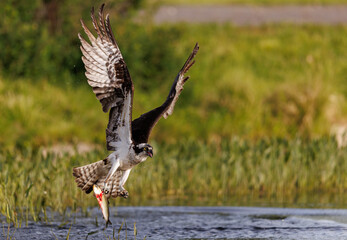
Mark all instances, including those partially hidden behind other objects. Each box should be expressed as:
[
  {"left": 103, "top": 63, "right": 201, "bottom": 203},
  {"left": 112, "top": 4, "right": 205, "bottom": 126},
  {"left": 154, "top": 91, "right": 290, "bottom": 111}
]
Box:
[
  {"left": 79, "top": 4, "right": 134, "bottom": 151},
  {"left": 131, "top": 43, "right": 199, "bottom": 144}
]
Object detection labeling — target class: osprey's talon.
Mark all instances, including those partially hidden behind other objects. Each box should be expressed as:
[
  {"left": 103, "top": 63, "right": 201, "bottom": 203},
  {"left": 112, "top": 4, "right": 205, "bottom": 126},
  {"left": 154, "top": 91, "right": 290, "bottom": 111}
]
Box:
[
  {"left": 117, "top": 188, "right": 129, "bottom": 198},
  {"left": 120, "top": 191, "right": 128, "bottom": 198}
]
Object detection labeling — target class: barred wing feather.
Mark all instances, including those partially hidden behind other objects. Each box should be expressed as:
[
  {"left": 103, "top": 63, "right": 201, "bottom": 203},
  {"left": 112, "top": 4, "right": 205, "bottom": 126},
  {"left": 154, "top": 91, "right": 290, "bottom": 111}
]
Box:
[{"left": 78, "top": 4, "right": 134, "bottom": 151}]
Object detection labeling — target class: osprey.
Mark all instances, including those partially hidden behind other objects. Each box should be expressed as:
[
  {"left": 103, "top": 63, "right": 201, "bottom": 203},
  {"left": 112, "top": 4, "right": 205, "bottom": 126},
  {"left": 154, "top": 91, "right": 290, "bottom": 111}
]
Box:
[{"left": 72, "top": 4, "right": 199, "bottom": 201}]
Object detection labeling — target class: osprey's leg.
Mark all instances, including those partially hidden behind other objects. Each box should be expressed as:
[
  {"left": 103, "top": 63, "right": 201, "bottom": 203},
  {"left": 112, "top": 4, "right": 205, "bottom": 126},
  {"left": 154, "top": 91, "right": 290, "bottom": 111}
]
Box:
[
  {"left": 103, "top": 156, "right": 120, "bottom": 195},
  {"left": 118, "top": 169, "right": 131, "bottom": 198},
  {"left": 120, "top": 169, "right": 131, "bottom": 187}
]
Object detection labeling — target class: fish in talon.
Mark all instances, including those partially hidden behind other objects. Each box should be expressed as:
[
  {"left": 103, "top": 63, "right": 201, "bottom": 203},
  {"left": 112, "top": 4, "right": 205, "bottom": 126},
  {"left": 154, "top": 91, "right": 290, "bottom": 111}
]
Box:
[{"left": 93, "top": 184, "right": 112, "bottom": 227}]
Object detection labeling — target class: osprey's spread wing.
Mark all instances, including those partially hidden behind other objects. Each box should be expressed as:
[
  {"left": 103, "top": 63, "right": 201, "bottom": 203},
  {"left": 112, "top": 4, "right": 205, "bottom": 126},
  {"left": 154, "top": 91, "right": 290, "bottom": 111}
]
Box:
[
  {"left": 132, "top": 43, "right": 199, "bottom": 144},
  {"left": 79, "top": 4, "right": 134, "bottom": 151}
]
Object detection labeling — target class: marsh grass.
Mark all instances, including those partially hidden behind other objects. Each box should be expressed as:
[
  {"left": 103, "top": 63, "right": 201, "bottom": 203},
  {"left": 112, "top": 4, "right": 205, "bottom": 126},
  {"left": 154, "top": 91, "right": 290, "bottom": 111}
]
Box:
[
  {"left": 1, "top": 138, "right": 347, "bottom": 225},
  {"left": 2, "top": 25, "right": 347, "bottom": 148},
  {"left": 1, "top": 220, "right": 140, "bottom": 240},
  {"left": 2, "top": 18, "right": 347, "bottom": 232}
]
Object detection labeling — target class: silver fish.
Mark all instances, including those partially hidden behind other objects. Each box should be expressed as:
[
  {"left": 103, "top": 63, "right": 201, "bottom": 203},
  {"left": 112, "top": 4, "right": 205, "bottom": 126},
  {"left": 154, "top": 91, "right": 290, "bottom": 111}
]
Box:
[{"left": 93, "top": 184, "right": 112, "bottom": 227}]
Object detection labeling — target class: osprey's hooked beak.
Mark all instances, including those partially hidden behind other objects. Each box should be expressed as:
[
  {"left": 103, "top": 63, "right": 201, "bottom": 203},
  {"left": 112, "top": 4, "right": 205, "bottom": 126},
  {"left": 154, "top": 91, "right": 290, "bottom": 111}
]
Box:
[{"left": 146, "top": 149, "right": 153, "bottom": 158}]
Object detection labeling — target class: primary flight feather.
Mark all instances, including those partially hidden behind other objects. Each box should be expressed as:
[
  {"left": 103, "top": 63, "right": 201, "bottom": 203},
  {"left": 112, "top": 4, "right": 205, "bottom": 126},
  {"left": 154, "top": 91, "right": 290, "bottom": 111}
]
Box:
[{"left": 73, "top": 3, "right": 199, "bottom": 222}]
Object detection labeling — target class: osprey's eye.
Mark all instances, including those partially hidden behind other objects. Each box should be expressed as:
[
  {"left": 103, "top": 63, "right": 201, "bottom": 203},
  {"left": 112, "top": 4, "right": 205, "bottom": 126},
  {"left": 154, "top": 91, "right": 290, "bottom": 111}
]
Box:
[{"left": 143, "top": 147, "right": 148, "bottom": 151}]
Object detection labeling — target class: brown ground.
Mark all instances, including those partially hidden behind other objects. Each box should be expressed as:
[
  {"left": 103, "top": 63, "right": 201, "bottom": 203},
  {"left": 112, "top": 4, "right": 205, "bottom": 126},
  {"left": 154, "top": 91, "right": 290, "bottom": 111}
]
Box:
[{"left": 154, "top": 5, "right": 347, "bottom": 25}]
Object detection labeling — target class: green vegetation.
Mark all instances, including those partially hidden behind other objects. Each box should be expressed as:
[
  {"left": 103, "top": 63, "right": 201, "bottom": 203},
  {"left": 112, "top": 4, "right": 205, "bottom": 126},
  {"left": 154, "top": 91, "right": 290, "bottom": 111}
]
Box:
[
  {"left": 2, "top": 0, "right": 347, "bottom": 226},
  {"left": 2, "top": 24, "right": 347, "bottom": 147},
  {"left": 1, "top": 138, "right": 347, "bottom": 225}
]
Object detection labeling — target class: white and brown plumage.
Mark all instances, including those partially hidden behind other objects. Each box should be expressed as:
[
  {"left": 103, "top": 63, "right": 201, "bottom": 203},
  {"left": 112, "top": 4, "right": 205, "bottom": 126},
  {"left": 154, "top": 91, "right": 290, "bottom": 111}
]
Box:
[{"left": 72, "top": 4, "right": 199, "bottom": 200}]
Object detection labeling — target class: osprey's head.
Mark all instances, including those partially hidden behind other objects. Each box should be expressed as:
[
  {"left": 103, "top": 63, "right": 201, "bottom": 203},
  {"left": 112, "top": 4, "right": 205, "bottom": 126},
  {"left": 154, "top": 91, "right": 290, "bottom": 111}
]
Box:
[{"left": 134, "top": 143, "right": 153, "bottom": 158}]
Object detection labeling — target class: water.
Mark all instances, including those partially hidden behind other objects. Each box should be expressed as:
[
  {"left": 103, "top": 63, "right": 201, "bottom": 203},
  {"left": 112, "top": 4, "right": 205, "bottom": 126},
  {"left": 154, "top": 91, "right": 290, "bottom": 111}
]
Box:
[{"left": 3, "top": 206, "right": 347, "bottom": 239}]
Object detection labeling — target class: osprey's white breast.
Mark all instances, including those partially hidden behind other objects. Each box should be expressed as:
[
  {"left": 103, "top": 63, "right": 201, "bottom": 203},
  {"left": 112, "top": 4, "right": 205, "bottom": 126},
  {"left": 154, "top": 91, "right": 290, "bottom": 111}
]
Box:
[{"left": 109, "top": 146, "right": 147, "bottom": 171}]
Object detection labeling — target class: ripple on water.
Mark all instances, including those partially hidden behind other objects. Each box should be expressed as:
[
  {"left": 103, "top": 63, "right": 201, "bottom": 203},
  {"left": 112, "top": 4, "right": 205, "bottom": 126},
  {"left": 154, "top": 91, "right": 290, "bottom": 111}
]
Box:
[{"left": 2, "top": 206, "right": 347, "bottom": 239}]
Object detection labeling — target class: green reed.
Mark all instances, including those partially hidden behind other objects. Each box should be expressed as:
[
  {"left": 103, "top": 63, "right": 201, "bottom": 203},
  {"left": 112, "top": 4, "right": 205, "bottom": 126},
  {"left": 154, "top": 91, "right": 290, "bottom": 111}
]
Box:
[
  {"left": 1, "top": 138, "right": 346, "bottom": 224},
  {"left": 3, "top": 24, "right": 347, "bottom": 147}
]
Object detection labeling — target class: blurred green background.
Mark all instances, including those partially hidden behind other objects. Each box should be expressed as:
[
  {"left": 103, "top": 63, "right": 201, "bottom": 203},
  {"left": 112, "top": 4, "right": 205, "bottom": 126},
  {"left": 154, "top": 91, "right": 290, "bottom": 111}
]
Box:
[{"left": 1, "top": 0, "right": 347, "bottom": 224}]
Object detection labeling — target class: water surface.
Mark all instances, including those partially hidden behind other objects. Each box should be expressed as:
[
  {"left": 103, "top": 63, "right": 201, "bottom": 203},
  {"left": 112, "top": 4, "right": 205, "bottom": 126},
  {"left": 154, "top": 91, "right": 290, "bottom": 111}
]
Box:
[{"left": 3, "top": 206, "right": 347, "bottom": 239}]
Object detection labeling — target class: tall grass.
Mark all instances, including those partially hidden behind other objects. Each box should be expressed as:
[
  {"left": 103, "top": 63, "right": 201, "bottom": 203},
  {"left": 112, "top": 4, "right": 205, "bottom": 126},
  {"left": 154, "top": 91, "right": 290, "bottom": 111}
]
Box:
[
  {"left": 2, "top": 12, "right": 347, "bottom": 226},
  {"left": 1, "top": 138, "right": 347, "bottom": 224},
  {"left": 2, "top": 25, "right": 347, "bottom": 148}
]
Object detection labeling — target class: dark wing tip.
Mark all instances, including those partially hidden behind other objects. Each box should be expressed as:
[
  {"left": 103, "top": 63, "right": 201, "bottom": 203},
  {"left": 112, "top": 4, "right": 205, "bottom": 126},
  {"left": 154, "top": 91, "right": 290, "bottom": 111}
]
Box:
[
  {"left": 99, "top": 3, "right": 105, "bottom": 20},
  {"left": 183, "top": 76, "right": 190, "bottom": 83},
  {"left": 184, "top": 60, "right": 195, "bottom": 74},
  {"left": 100, "top": 3, "right": 106, "bottom": 12},
  {"left": 192, "top": 43, "right": 199, "bottom": 57},
  {"left": 194, "top": 42, "right": 199, "bottom": 50},
  {"left": 180, "top": 43, "right": 199, "bottom": 74},
  {"left": 99, "top": 3, "right": 105, "bottom": 22},
  {"left": 192, "top": 43, "right": 199, "bottom": 56}
]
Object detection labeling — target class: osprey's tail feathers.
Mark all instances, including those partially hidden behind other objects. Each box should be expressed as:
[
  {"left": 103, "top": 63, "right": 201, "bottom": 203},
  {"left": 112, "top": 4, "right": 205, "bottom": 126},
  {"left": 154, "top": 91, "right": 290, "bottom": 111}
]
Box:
[{"left": 72, "top": 159, "right": 110, "bottom": 194}]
